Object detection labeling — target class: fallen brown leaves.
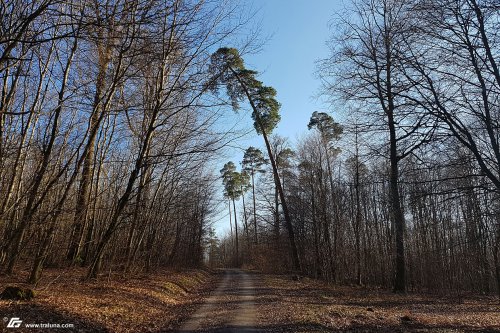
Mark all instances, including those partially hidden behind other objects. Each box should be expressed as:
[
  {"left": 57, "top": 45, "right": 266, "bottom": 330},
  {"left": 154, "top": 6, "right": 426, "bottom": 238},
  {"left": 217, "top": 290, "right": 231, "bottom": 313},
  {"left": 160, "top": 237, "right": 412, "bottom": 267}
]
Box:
[
  {"left": 1, "top": 269, "right": 499, "bottom": 333},
  {"left": 255, "top": 275, "right": 500, "bottom": 332},
  {"left": 0, "top": 267, "right": 215, "bottom": 333}
]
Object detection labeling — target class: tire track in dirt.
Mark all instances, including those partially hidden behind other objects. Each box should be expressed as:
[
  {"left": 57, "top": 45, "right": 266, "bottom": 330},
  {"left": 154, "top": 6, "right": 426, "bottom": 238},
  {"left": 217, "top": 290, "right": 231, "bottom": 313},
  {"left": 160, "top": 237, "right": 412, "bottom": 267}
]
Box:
[{"left": 177, "top": 269, "right": 257, "bottom": 332}]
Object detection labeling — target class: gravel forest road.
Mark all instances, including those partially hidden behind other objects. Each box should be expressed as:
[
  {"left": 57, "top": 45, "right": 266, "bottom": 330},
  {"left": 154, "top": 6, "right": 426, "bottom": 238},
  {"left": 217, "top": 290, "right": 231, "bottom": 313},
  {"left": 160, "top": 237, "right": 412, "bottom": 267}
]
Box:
[
  {"left": 177, "top": 269, "right": 258, "bottom": 333},
  {"left": 175, "top": 269, "right": 500, "bottom": 333}
]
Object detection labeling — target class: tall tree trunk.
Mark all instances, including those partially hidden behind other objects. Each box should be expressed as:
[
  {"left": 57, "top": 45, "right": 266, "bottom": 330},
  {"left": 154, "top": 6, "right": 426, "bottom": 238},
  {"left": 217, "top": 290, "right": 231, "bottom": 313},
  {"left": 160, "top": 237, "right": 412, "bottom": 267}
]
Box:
[
  {"left": 388, "top": 112, "right": 406, "bottom": 292},
  {"left": 124, "top": 160, "right": 149, "bottom": 273},
  {"left": 261, "top": 128, "right": 301, "bottom": 272},
  {"left": 251, "top": 173, "right": 258, "bottom": 244},
  {"left": 29, "top": 223, "right": 56, "bottom": 284},
  {"left": 87, "top": 106, "right": 156, "bottom": 279},
  {"left": 324, "top": 144, "right": 338, "bottom": 279},
  {"left": 228, "top": 199, "right": 233, "bottom": 244},
  {"left": 67, "top": 28, "right": 113, "bottom": 263},
  {"left": 493, "top": 207, "right": 500, "bottom": 300},
  {"left": 5, "top": 36, "right": 78, "bottom": 274},
  {"left": 354, "top": 132, "right": 362, "bottom": 286},
  {"left": 274, "top": 175, "right": 280, "bottom": 241},
  {"left": 67, "top": 118, "right": 97, "bottom": 263},
  {"left": 383, "top": 29, "right": 405, "bottom": 292},
  {"left": 168, "top": 221, "right": 181, "bottom": 265},
  {"left": 241, "top": 188, "right": 249, "bottom": 242},
  {"left": 311, "top": 180, "right": 321, "bottom": 278},
  {"left": 232, "top": 198, "right": 239, "bottom": 266},
  {"left": 230, "top": 66, "right": 301, "bottom": 272}
]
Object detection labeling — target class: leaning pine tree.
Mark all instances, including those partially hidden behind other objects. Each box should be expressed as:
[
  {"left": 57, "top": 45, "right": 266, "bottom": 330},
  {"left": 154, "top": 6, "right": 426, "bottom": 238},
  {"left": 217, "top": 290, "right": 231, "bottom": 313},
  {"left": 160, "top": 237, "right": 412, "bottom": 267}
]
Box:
[{"left": 209, "top": 48, "right": 301, "bottom": 272}]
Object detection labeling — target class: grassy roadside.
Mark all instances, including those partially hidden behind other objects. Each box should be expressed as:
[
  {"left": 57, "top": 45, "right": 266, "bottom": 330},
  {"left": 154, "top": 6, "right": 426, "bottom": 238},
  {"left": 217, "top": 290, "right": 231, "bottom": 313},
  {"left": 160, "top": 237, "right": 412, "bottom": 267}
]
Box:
[
  {"left": 255, "top": 274, "right": 500, "bottom": 332},
  {"left": 0, "top": 267, "right": 217, "bottom": 332}
]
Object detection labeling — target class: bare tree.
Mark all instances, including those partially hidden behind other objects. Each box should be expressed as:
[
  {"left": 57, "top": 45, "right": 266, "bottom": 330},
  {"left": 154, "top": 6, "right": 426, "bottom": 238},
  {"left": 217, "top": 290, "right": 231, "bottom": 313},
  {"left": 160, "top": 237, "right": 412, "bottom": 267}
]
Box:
[
  {"left": 67, "top": 0, "right": 140, "bottom": 264},
  {"left": 400, "top": 0, "right": 500, "bottom": 295},
  {"left": 319, "top": 0, "right": 436, "bottom": 292}
]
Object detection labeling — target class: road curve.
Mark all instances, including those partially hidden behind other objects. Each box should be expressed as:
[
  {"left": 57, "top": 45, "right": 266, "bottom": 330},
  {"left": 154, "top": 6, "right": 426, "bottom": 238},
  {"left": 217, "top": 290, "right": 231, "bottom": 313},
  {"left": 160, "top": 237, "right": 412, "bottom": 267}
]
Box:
[{"left": 177, "top": 269, "right": 258, "bottom": 333}]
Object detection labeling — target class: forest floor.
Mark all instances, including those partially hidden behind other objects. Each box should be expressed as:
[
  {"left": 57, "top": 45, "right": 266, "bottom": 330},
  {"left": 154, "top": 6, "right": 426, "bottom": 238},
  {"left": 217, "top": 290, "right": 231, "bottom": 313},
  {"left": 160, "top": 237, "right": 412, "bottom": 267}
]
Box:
[
  {"left": 0, "top": 268, "right": 499, "bottom": 332},
  {"left": 249, "top": 272, "right": 500, "bottom": 333},
  {"left": 0, "top": 267, "right": 214, "bottom": 332}
]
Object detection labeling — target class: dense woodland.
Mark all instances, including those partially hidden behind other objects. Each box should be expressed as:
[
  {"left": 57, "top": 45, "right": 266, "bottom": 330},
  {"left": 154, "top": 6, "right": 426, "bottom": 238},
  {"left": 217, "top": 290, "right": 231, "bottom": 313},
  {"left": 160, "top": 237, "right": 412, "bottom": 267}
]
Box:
[
  {"left": 0, "top": 0, "right": 499, "bottom": 298},
  {"left": 0, "top": 0, "right": 245, "bottom": 283}
]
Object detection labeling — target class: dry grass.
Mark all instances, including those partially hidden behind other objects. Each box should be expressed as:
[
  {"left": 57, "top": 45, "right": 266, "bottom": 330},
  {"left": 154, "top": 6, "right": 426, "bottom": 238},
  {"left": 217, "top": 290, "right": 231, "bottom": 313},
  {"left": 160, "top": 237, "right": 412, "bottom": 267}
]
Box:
[{"left": 0, "top": 267, "right": 215, "bottom": 333}]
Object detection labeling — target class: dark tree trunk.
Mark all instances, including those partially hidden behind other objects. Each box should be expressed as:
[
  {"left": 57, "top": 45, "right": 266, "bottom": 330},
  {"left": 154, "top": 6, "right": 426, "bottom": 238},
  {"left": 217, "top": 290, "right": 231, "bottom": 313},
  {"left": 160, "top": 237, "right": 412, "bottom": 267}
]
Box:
[
  {"left": 251, "top": 173, "right": 258, "bottom": 244},
  {"left": 388, "top": 112, "right": 406, "bottom": 293},
  {"left": 230, "top": 66, "right": 301, "bottom": 272},
  {"left": 241, "top": 189, "right": 249, "bottom": 241},
  {"left": 232, "top": 198, "right": 239, "bottom": 265}
]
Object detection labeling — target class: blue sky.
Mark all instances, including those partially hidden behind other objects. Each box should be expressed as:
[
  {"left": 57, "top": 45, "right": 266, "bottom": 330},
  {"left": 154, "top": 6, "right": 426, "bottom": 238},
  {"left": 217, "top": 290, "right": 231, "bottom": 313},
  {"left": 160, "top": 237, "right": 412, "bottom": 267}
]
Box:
[
  {"left": 245, "top": 0, "right": 342, "bottom": 141},
  {"left": 213, "top": 0, "right": 343, "bottom": 235}
]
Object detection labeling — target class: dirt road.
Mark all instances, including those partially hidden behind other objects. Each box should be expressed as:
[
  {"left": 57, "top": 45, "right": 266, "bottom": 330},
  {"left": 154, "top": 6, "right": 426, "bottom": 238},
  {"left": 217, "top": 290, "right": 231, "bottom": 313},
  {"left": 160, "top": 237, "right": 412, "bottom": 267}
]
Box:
[
  {"left": 176, "top": 270, "right": 500, "bottom": 333},
  {"left": 177, "top": 269, "right": 258, "bottom": 333}
]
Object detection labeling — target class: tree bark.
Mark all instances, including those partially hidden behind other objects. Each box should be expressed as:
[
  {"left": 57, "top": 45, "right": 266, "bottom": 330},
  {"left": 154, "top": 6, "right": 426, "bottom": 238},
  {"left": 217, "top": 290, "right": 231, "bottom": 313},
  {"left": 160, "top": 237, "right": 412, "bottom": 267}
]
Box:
[
  {"left": 251, "top": 173, "right": 258, "bottom": 244},
  {"left": 229, "top": 66, "right": 301, "bottom": 272},
  {"left": 5, "top": 35, "right": 78, "bottom": 274},
  {"left": 232, "top": 198, "right": 239, "bottom": 266}
]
